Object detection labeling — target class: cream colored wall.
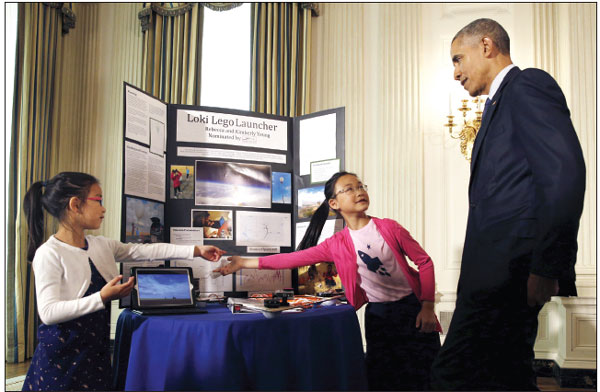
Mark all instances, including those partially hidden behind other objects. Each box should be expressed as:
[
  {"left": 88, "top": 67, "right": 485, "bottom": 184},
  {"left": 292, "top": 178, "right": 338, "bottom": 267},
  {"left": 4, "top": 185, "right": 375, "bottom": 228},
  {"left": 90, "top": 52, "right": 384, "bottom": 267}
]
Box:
[
  {"left": 311, "top": 4, "right": 424, "bottom": 237},
  {"left": 311, "top": 3, "right": 596, "bottom": 369},
  {"left": 311, "top": 3, "right": 425, "bottom": 350},
  {"left": 50, "top": 3, "right": 144, "bottom": 339}
]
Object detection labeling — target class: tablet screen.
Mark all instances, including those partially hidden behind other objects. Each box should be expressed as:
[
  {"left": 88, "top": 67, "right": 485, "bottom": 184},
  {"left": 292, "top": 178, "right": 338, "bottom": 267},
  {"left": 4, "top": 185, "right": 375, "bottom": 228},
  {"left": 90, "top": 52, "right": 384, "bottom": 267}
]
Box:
[{"left": 135, "top": 268, "right": 194, "bottom": 308}]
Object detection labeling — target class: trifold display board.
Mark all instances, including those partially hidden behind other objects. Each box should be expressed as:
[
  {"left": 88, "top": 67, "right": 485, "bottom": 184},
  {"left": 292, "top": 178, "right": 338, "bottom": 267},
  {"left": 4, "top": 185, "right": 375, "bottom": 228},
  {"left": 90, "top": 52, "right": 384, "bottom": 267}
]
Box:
[{"left": 120, "top": 82, "right": 344, "bottom": 305}]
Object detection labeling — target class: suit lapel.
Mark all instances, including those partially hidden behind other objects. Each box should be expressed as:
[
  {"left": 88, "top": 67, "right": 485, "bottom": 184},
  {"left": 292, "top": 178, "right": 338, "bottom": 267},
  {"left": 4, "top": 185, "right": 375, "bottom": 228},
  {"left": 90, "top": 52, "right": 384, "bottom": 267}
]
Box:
[{"left": 468, "top": 67, "right": 521, "bottom": 193}]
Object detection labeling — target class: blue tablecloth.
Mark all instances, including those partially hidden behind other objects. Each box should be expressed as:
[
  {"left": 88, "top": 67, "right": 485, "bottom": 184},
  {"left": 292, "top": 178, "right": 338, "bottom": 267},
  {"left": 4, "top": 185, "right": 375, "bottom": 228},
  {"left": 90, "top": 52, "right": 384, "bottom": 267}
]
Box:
[{"left": 112, "top": 303, "right": 367, "bottom": 391}]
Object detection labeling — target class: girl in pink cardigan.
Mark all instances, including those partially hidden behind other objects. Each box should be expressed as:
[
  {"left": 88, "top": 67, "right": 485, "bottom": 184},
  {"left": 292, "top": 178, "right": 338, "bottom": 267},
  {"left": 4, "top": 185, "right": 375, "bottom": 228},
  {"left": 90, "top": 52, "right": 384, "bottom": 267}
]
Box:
[{"left": 216, "top": 172, "right": 441, "bottom": 391}]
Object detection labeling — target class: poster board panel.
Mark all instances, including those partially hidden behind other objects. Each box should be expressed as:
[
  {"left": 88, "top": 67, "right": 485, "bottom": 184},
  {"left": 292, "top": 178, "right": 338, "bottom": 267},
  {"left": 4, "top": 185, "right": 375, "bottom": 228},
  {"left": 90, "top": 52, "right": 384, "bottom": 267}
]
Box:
[
  {"left": 165, "top": 104, "right": 295, "bottom": 291},
  {"left": 293, "top": 108, "right": 346, "bottom": 294},
  {"left": 122, "top": 83, "right": 345, "bottom": 296}
]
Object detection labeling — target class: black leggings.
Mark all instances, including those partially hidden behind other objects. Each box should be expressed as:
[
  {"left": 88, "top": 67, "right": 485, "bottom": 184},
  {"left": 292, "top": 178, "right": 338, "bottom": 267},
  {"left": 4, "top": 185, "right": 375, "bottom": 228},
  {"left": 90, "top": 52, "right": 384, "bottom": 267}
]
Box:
[{"left": 365, "top": 294, "right": 441, "bottom": 391}]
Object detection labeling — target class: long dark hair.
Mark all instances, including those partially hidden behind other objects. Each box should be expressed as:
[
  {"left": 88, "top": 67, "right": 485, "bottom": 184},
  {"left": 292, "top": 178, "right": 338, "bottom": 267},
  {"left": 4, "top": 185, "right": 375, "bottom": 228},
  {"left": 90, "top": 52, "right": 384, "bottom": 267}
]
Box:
[
  {"left": 23, "top": 172, "right": 99, "bottom": 261},
  {"left": 296, "top": 171, "right": 356, "bottom": 251}
]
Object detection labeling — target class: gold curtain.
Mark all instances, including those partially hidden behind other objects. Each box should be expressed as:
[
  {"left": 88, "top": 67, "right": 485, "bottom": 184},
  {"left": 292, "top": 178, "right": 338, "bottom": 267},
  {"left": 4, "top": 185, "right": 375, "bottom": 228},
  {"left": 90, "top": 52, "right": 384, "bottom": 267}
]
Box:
[
  {"left": 7, "top": 3, "right": 73, "bottom": 363},
  {"left": 140, "top": 3, "right": 203, "bottom": 104},
  {"left": 250, "top": 3, "right": 317, "bottom": 116}
]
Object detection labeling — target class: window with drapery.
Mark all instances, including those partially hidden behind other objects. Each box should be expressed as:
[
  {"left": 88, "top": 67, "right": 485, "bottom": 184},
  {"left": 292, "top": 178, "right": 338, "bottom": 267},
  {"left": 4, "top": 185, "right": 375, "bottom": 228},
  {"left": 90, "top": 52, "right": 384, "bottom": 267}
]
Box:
[
  {"left": 138, "top": 2, "right": 318, "bottom": 115},
  {"left": 138, "top": 2, "right": 250, "bottom": 108},
  {"left": 201, "top": 3, "right": 251, "bottom": 110}
]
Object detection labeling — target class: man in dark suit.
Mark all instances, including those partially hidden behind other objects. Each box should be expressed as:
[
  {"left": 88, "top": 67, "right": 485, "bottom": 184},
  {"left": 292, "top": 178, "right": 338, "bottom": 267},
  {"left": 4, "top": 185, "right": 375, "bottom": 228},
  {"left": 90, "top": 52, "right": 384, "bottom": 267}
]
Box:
[{"left": 430, "top": 18, "right": 586, "bottom": 390}]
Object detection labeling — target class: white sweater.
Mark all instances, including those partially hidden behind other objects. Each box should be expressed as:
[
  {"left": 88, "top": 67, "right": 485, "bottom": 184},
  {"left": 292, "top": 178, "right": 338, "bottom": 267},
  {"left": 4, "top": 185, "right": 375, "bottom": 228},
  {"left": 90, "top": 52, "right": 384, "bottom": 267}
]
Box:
[{"left": 32, "top": 235, "right": 195, "bottom": 325}]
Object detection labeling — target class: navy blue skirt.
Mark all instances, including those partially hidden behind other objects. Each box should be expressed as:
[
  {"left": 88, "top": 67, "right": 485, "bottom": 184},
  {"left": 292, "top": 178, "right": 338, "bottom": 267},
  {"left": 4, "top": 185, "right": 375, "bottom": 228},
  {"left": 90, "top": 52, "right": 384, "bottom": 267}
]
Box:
[
  {"left": 365, "top": 293, "right": 441, "bottom": 391},
  {"left": 23, "top": 259, "right": 111, "bottom": 391}
]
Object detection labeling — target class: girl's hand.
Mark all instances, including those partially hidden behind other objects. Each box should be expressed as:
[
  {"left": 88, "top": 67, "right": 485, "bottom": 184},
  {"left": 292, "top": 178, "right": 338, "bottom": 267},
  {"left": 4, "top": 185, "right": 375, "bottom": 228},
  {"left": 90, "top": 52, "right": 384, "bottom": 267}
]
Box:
[
  {"left": 213, "top": 256, "right": 259, "bottom": 275},
  {"left": 100, "top": 275, "right": 135, "bottom": 303},
  {"left": 195, "top": 245, "right": 226, "bottom": 261},
  {"left": 415, "top": 301, "right": 437, "bottom": 333}
]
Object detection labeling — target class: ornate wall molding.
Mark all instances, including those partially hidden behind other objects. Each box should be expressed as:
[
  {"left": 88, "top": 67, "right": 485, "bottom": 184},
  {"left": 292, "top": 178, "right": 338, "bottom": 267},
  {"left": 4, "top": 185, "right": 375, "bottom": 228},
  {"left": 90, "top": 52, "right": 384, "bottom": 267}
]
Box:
[{"left": 441, "top": 3, "right": 509, "bottom": 18}]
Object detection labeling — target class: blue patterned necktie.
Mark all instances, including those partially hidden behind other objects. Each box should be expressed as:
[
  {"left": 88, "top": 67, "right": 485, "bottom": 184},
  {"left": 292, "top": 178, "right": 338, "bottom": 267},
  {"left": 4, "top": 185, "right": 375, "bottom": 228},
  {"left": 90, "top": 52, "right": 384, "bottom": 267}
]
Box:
[
  {"left": 482, "top": 97, "right": 492, "bottom": 117},
  {"left": 479, "top": 97, "right": 492, "bottom": 128}
]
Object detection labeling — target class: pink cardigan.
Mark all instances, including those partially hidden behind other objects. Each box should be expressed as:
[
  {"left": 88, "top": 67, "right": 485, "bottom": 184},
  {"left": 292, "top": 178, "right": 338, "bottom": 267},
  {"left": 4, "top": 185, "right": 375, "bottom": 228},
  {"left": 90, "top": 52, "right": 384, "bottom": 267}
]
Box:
[{"left": 260, "top": 217, "right": 442, "bottom": 332}]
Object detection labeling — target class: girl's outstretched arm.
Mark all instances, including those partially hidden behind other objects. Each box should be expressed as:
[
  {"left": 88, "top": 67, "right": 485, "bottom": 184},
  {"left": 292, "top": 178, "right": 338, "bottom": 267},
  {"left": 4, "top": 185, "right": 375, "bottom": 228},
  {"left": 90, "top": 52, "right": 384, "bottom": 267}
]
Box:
[
  {"left": 214, "top": 256, "right": 259, "bottom": 275},
  {"left": 215, "top": 238, "right": 335, "bottom": 275}
]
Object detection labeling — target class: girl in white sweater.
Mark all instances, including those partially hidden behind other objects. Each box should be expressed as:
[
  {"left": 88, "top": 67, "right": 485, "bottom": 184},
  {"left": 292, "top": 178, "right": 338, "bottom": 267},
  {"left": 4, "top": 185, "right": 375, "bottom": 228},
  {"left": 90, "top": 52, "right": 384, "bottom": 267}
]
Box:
[{"left": 22, "top": 172, "right": 225, "bottom": 391}]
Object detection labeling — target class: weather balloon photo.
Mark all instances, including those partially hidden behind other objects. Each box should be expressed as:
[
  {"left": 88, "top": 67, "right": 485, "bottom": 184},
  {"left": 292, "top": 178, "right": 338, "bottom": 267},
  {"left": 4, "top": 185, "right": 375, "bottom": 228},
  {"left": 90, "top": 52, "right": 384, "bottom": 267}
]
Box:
[
  {"left": 195, "top": 160, "right": 271, "bottom": 208},
  {"left": 272, "top": 172, "right": 291, "bottom": 204},
  {"left": 125, "top": 196, "right": 165, "bottom": 243}
]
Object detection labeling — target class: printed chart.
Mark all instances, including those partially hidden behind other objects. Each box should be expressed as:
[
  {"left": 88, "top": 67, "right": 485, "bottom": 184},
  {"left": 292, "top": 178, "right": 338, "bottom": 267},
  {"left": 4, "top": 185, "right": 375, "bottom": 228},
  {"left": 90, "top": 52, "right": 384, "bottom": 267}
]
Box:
[
  {"left": 236, "top": 211, "right": 292, "bottom": 247},
  {"left": 173, "top": 257, "right": 233, "bottom": 294},
  {"left": 237, "top": 268, "right": 292, "bottom": 292}
]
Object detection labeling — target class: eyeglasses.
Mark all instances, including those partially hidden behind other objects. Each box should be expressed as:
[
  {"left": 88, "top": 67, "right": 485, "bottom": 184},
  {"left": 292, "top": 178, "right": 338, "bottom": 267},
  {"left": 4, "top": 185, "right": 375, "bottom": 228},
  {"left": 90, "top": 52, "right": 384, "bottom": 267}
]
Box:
[
  {"left": 334, "top": 184, "right": 368, "bottom": 198},
  {"left": 88, "top": 197, "right": 103, "bottom": 206}
]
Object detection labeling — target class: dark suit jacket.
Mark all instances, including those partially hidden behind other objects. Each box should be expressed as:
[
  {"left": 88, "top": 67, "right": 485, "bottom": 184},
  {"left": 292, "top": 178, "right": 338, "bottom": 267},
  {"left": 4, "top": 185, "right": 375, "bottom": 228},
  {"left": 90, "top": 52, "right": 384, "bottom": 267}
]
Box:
[{"left": 459, "top": 67, "right": 585, "bottom": 302}]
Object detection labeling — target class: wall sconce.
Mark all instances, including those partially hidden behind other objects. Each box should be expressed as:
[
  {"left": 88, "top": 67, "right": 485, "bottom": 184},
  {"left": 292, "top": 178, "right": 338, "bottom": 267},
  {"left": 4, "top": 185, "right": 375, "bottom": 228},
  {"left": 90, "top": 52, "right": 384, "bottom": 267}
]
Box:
[{"left": 444, "top": 96, "right": 484, "bottom": 161}]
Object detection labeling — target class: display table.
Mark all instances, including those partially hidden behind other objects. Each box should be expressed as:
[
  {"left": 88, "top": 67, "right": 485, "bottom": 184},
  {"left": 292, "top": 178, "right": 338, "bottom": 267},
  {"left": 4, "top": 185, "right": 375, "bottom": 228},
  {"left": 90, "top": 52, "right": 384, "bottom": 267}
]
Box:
[{"left": 112, "top": 303, "right": 367, "bottom": 391}]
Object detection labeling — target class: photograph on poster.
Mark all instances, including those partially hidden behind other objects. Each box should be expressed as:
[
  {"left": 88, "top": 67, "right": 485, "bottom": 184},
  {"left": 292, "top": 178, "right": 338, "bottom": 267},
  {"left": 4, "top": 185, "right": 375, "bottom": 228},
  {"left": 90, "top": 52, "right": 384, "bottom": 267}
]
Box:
[
  {"left": 272, "top": 172, "right": 292, "bottom": 204},
  {"left": 236, "top": 211, "right": 291, "bottom": 247},
  {"left": 298, "top": 262, "right": 343, "bottom": 295},
  {"left": 125, "top": 196, "right": 165, "bottom": 243},
  {"left": 191, "top": 209, "right": 233, "bottom": 240},
  {"left": 297, "top": 186, "right": 336, "bottom": 219},
  {"left": 170, "top": 165, "right": 194, "bottom": 199},
  {"left": 195, "top": 160, "right": 271, "bottom": 208}
]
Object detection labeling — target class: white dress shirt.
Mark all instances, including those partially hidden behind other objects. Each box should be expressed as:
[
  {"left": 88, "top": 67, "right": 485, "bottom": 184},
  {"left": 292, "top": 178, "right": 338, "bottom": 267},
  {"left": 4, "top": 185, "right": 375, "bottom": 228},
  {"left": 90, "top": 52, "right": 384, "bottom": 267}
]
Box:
[{"left": 488, "top": 63, "right": 516, "bottom": 99}]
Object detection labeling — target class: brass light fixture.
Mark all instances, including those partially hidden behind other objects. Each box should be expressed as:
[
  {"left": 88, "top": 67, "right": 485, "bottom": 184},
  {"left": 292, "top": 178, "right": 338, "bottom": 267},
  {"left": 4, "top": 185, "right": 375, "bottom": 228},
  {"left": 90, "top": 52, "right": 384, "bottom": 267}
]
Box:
[{"left": 444, "top": 97, "right": 484, "bottom": 161}]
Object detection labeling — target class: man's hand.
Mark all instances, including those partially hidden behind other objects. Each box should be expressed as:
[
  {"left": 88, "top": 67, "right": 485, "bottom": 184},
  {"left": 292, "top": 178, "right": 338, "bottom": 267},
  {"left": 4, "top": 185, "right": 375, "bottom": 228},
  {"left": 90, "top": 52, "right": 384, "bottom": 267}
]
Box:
[
  {"left": 527, "top": 273, "right": 559, "bottom": 307},
  {"left": 100, "top": 275, "right": 135, "bottom": 302}
]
